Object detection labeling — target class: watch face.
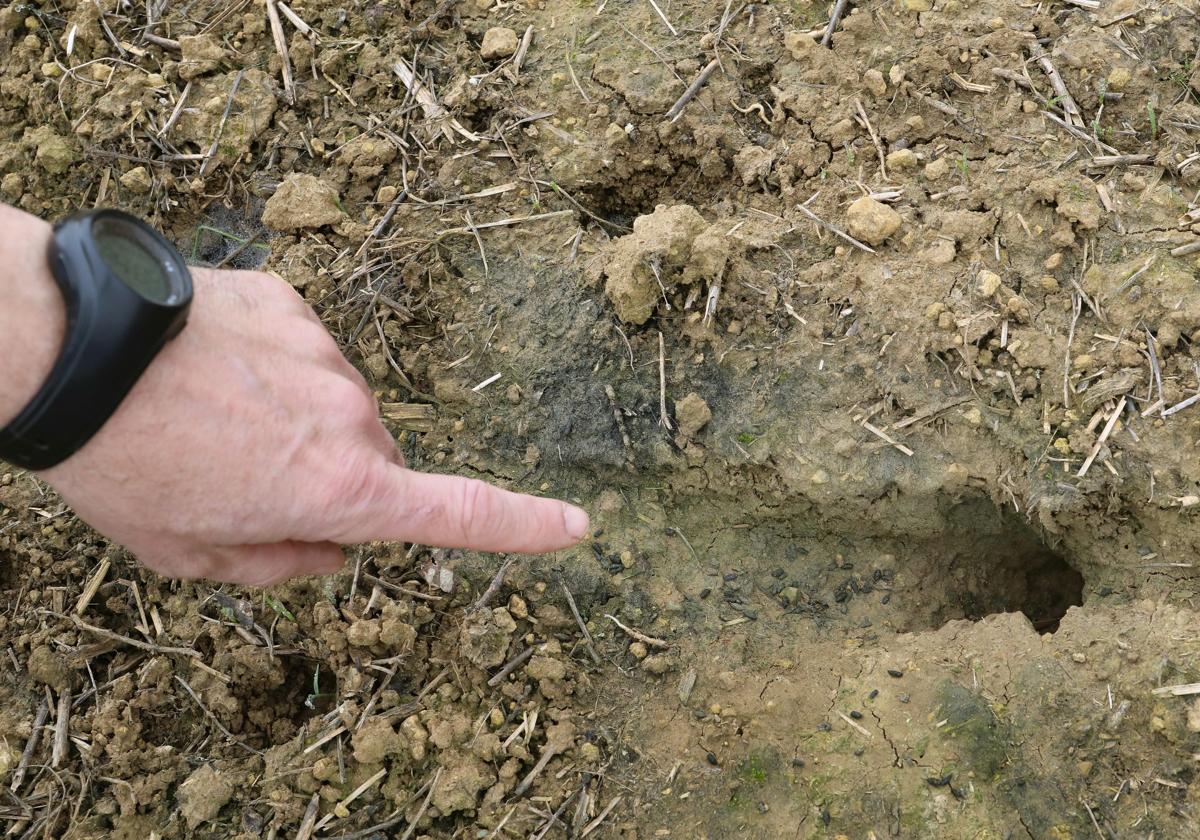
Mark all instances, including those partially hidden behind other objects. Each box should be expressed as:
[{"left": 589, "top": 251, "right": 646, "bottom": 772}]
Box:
[{"left": 92, "top": 215, "right": 183, "bottom": 305}]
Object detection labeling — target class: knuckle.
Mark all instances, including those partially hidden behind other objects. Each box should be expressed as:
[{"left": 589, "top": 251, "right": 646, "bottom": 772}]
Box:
[
  {"left": 322, "top": 450, "right": 381, "bottom": 512},
  {"left": 454, "top": 478, "right": 498, "bottom": 537}
]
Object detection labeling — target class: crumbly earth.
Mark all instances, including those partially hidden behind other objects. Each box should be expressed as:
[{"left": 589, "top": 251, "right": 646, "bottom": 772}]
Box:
[{"left": 2, "top": 1, "right": 1200, "bottom": 838}]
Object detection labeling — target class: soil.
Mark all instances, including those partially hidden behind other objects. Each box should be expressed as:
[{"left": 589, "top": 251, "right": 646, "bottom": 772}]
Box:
[{"left": 2, "top": 0, "right": 1200, "bottom": 838}]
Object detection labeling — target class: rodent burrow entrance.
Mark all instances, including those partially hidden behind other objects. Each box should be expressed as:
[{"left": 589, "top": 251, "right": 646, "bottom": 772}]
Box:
[{"left": 909, "top": 500, "right": 1084, "bottom": 633}]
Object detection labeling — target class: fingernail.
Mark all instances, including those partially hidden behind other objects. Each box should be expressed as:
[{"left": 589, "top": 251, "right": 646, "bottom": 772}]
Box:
[{"left": 562, "top": 503, "right": 590, "bottom": 540}]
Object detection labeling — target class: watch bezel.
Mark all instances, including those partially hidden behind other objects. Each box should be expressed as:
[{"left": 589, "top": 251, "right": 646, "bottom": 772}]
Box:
[{"left": 80, "top": 210, "right": 193, "bottom": 308}]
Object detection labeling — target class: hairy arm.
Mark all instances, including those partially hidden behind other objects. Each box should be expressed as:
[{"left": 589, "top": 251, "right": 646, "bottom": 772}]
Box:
[
  {"left": 0, "top": 205, "right": 64, "bottom": 427},
  {"left": 1, "top": 203, "right": 588, "bottom": 585}
]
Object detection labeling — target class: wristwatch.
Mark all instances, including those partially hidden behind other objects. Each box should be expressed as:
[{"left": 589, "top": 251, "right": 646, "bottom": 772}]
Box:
[{"left": 0, "top": 210, "right": 193, "bottom": 471}]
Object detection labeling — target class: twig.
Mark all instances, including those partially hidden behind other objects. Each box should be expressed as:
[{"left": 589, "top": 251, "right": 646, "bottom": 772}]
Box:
[
  {"left": 605, "top": 614, "right": 669, "bottom": 649},
  {"left": 314, "top": 767, "right": 388, "bottom": 832},
  {"left": 398, "top": 769, "right": 442, "bottom": 840},
  {"left": 837, "top": 710, "right": 873, "bottom": 738},
  {"left": 820, "top": 0, "right": 849, "bottom": 47},
  {"left": 74, "top": 558, "right": 110, "bottom": 615},
  {"left": 645, "top": 0, "right": 677, "bottom": 36},
  {"left": 1151, "top": 682, "right": 1200, "bottom": 697},
  {"left": 579, "top": 795, "right": 623, "bottom": 838},
  {"left": 1111, "top": 257, "right": 1155, "bottom": 298},
  {"left": 513, "top": 26, "right": 534, "bottom": 76},
  {"left": 437, "top": 210, "right": 574, "bottom": 236},
  {"left": 393, "top": 58, "right": 480, "bottom": 142},
  {"left": 71, "top": 615, "right": 200, "bottom": 658},
  {"left": 1090, "top": 154, "right": 1153, "bottom": 167},
  {"left": 294, "top": 793, "right": 320, "bottom": 840},
  {"left": 265, "top": 0, "right": 294, "bottom": 105},
  {"left": 1170, "top": 241, "right": 1200, "bottom": 257},
  {"left": 361, "top": 573, "right": 443, "bottom": 602},
  {"left": 1077, "top": 395, "right": 1126, "bottom": 477},
  {"left": 512, "top": 742, "right": 561, "bottom": 798},
  {"left": 51, "top": 689, "right": 70, "bottom": 769},
  {"left": 379, "top": 402, "right": 435, "bottom": 433},
  {"left": 198, "top": 69, "right": 246, "bottom": 178},
  {"left": 158, "top": 81, "right": 191, "bottom": 137},
  {"left": 1041, "top": 109, "right": 1118, "bottom": 154},
  {"left": 175, "top": 675, "right": 262, "bottom": 755},
  {"left": 666, "top": 58, "right": 719, "bottom": 122},
  {"left": 1083, "top": 800, "right": 1106, "bottom": 840},
  {"left": 469, "top": 558, "right": 514, "bottom": 614},
  {"left": 275, "top": 1, "right": 314, "bottom": 37},
  {"left": 531, "top": 784, "right": 583, "bottom": 840},
  {"left": 565, "top": 47, "right": 590, "bottom": 104},
  {"left": 9, "top": 699, "right": 49, "bottom": 792},
  {"left": 853, "top": 98, "right": 887, "bottom": 181},
  {"left": 1065, "top": 293, "right": 1081, "bottom": 406},
  {"left": 560, "top": 582, "right": 601, "bottom": 665},
  {"left": 1029, "top": 43, "right": 1082, "bottom": 126},
  {"left": 144, "top": 32, "right": 180, "bottom": 50},
  {"left": 1145, "top": 328, "right": 1164, "bottom": 413},
  {"left": 911, "top": 90, "right": 961, "bottom": 118},
  {"left": 1162, "top": 391, "right": 1200, "bottom": 418},
  {"left": 326, "top": 778, "right": 436, "bottom": 840},
  {"left": 658, "top": 331, "right": 673, "bottom": 431},
  {"left": 861, "top": 420, "right": 913, "bottom": 456},
  {"left": 794, "top": 202, "right": 877, "bottom": 254},
  {"left": 488, "top": 647, "right": 534, "bottom": 688}
]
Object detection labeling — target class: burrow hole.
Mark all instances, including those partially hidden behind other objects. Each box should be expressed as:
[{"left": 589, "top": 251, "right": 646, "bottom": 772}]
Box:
[{"left": 922, "top": 500, "right": 1084, "bottom": 633}]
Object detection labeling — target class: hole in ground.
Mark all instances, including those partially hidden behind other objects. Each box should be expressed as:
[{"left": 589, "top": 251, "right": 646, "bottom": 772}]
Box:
[{"left": 922, "top": 499, "right": 1084, "bottom": 633}]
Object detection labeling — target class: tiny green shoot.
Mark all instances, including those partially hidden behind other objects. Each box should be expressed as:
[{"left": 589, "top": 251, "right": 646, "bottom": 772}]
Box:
[{"left": 264, "top": 594, "right": 296, "bottom": 622}]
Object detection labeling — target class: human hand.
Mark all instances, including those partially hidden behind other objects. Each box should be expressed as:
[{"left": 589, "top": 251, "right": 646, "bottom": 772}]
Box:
[{"left": 37, "top": 265, "right": 589, "bottom": 586}]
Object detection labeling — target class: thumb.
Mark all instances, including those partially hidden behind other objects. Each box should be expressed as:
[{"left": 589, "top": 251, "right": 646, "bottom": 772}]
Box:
[
  {"left": 216, "top": 541, "right": 346, "bottom": 587},
  {"left": 333, "top": 465, "right": 590, "bottom": 554}
]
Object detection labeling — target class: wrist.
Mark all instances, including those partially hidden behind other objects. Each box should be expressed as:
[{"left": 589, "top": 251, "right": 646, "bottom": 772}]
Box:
[{"left": 0, "top": 205, "right": 67, "bottom": 430}]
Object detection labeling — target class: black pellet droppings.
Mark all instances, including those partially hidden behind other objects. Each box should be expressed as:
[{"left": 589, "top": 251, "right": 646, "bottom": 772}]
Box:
[
  {"left": 849, "top": 710, "right": 863, "bottom": 720},
  {"left": 853, "top": 747, "right": 865, "bottom": 756},
  {"left": 820, "top": 807, "right": 831, "bottom": 826},
  {"left": 951, "top": 786, "right": 967, "bottom": 800},
  {"left": 772, "top": 568, "right": 786, "bottom": 579},
  {"left": 867, "top": 689, "right": 878, "bottom": 700},
  {"left": 888, "top": 668, "right": 904, "bottom": 678},
  {"left": 707, "top": 752, "right": 719, "bottom": 766},
  {"left": 699, "top": 588, "right": 712, "bottom": 599},
  {"left": 791, "top": 758, "right": 805, "bottom": 768},
  {"left": 817, "top": 721, "right": 832, "bottom": 732},
  {"left": 723, "top": 571, "right": 738, "bottom": 582},
  {"left": 926, "top": 773, "right": 953, "bottom": 787},
  {"left": 881, "top": 593, "right": 891, "bottom": 605}
]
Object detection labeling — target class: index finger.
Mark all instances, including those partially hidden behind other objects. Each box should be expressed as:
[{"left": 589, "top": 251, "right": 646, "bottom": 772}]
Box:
[{"left": 332, "top": 465, "right": 590, "bottom": 554}]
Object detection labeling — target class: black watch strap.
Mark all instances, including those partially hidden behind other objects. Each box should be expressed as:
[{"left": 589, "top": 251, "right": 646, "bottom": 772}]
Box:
[{"left": 0, "top": 210, "right": 192, "bottom": 471}]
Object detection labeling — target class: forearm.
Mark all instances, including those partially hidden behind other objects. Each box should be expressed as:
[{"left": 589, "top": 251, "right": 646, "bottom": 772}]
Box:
[{"left": 0, "top": 204, "right": 66, "bottom": 429}]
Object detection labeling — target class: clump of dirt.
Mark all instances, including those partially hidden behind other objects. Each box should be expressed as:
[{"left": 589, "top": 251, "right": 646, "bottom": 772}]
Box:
[{"left": 3, "top": 0, "right": 1200, "bottom": 837}]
